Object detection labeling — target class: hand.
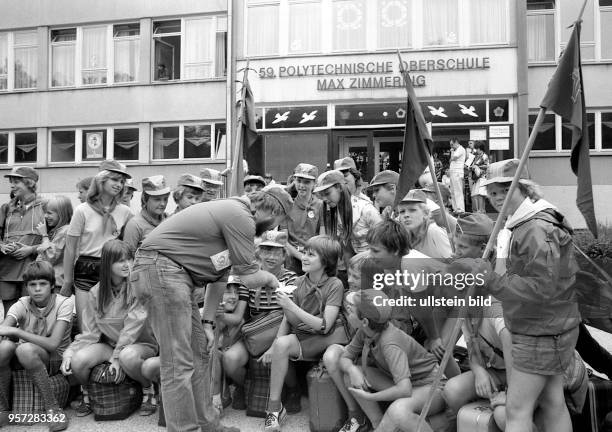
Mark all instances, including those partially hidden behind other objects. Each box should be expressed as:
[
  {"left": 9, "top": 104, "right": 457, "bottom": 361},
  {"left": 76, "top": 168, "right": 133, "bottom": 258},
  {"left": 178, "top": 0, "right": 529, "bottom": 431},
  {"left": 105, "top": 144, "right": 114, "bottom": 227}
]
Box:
[
  {"left": 447, "top": 258, "right": 492, "bottom": 283},
  {"left": 0, "top": 242, "right": 17, "bottom": 255},
  {"left": 108, "top": 358, "right": 126, "bottom": 384},
  {"left": 258, "top": 347, "right": 274, "bottom": 364},
  {"left": 60, "top": 357, "right": 72, "bottom": 375},
  {"left": 474, "top": 368, "right": 496, "bottom": 399},
  {"left": 276, "top": 291, "right": 294, "bottom": 310},
  {"left": 348, "top": 387, "right": 374, "bottom": 400},
  {"left": 427, "top": 338, "right": 445, "bottom": 361},
  {"left": 35, "top": 221, "right": 48, "bottom": 237},
  {"left": 10, "top": 245, "right": 33, "bottom": 260},
  {"left": 490, "top": 390, "right": 506, "bottom": 408},
  {"left": 203, "top": 324, "right": 216, "bottom": 352},
  {"left": 0, "top": 326, "right": 16, "bottom": 338},
  {"left": 59, "top": 281, "right": 73, "bottom": 297}
]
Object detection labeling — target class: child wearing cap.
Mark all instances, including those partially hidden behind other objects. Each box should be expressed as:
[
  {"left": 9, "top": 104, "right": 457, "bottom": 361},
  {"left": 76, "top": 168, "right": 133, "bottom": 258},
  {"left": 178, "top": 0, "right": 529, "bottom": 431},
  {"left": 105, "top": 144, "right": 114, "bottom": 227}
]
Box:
[
  {"left": 123, "top": 176, "right": 170, "bottom": 251},
  {"left": 260, "top": 235, "right": 348, "bottom": 431},
  {"left": 367, "top": 170, "right": 399, "bottom": 211},
  {"left": 121, "top": 178, "right": 138, "bottom": 207},
  {"left": 326, "top": 289, "right": 445, "bottom": 432},
  {"left": 172, "top": 174, "right": 205, "bottom": 213},
  {"left": 333, "top": 157, "right": 371, "bottom": 203},
  {"left": 200, "top": 168, "right": 224, "bottom": 203},
  {"left": 244, "top": 175, "right": 266, "bottom": 195},
  {"left": 451, "top": 159, "right": 580, "bottom": 432}
]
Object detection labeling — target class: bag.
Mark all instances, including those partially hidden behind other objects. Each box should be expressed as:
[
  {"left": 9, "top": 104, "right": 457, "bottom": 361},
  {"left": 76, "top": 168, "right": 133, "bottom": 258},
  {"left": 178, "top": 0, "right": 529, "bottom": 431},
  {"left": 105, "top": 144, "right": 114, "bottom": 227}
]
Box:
[
  {"left": 86, "top": 363, "right": 142, "bottom": 421},
  {"left": 89, "top": 361, "right": 126, "bottom": 384},
  {"left": 307, "top": 362, "right": 347, "bottom": 432},
  {"left": 245, "top": 357, "right": 272, "bottom": 418},
  {"left": 11, "top": 370, "right": 70, "bottom": 423},
  {"left": 571, "top": 375, "right": 612, "bottom": 432},
  {"left": 241, "top": 310, "right": 284, "bottom": 357},
  {"left": 457, "top": 400, "right": 502, "bottom": 432},
  {"left": 573, "top": 271, "right": 612, "bottom": 333}
]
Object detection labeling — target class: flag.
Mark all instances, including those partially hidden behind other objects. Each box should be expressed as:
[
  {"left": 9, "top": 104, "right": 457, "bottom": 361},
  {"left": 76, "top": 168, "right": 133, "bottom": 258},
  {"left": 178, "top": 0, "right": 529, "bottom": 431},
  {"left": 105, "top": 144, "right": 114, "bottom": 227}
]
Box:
[
  {"left": 229, "top": 71, "right": 258, "bottom": 197},
  {"left": 540, "top": 21, "right": 597, "bottom": 237},
  {"left": 394, "top": 69, "right": 434, "bottom": 207}
]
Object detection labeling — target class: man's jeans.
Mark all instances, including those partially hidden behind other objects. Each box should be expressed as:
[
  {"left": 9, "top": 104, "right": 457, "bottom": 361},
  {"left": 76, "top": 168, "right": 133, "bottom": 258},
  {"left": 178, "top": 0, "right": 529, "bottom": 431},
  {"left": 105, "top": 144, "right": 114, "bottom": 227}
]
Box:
[
  {"left": 131, "top": 250, "right": 214, "bottom": 432},
  {"left": 449, "top": 170, "right": 465, "bottom": 213}
]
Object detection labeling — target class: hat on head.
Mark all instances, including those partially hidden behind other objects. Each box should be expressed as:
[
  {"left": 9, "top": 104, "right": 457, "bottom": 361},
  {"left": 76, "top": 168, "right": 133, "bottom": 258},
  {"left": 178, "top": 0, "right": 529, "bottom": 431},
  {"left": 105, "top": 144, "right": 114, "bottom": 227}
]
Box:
[
  {"left": 99, "top": 160, "right": 131, "bottom": 179},
  {"left": 259, "top": 230, "right": 288, "bottom": 248},
  {"left": 244, "top": 175, "right": 266, "bottom": 187},
  {"left": 355, "top": 289, "right": 392, "bottom": 324},
  {"left": 313, "top": 170, "right": 345, "bottom": 193},
  {"left": 177, "top": 173, "right": 204, "bottom": 191},
  {"left": 124, "top": 178, "right": 138, "bottom": 192},
  {"left": 456, "top": 213, "right": 495, "bottom": 236},
  {"left": 142, "top": 175, "right": 171, "bottom": 196},
  {"left": 200, "top": 168, "right": 223, "bottom": 186},
  {"left": 293, "top": 163, "right": 318, "bottom": 180},
  {"left": 368, "top": 170, "right": 399, "bottom": 188},
  {"left": 4, "top": 166, "right": 38, "bottom": 182},
  {"left": 262, "top": 185, "right": 293, "bottom": 217},
  {"left": 400, "top": 189, "right": 427, "bottom": 204},
  {"left": 482, "top": 159, "right": 530, "bottom": 186},
  {"left": 227, "top": 275, "right": 246, "bottom": 288},
  {"left": 333, "top": 157, "right": 356, "bottom": 172}
]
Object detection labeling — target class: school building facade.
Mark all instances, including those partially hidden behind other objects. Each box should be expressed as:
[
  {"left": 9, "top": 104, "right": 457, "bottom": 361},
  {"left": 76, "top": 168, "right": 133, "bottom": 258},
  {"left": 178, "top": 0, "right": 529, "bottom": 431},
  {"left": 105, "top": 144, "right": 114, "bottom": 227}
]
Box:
[{"left": 0, "top": 0, "right": 229, "bottom": 210}]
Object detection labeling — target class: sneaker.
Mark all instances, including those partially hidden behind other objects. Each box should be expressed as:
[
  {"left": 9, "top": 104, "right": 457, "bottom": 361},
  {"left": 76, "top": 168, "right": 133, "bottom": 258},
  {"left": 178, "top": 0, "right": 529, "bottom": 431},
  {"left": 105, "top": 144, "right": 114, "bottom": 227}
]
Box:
[
  {"left": 338, "top": 417, "right": 370, "bottom": 432},
  {"left": 231, "top": 385, "right": 246, "bottom": 410},
  {"left": 139, "top": 393, "right": 157, "bottom": 416},
  {"left": 264, "top": 406, "right": 286, "bottom": 432},
  {"left": 47, "top": 408, "right": 69, "bottom": 432},
  {"left": 284, "top": 389, "right": 301, "bottom": 414},
  {"left": 74, "top": 399, "right": 92, "bottom": 417}
]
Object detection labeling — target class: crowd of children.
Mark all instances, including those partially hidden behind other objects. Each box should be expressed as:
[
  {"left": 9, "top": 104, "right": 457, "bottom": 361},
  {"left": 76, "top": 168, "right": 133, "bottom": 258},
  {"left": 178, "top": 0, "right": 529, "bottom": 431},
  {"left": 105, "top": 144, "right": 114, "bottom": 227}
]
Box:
[{"left": 0, "top": 153, "right": 609, "bottom": 432}]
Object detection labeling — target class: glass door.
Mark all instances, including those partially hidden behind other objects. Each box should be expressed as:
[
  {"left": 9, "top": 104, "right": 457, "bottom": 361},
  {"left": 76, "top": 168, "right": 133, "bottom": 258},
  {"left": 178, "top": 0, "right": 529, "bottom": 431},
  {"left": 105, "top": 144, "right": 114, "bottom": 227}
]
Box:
[{"left": 337, "top": 134, "right": 370, "bottom": 180}]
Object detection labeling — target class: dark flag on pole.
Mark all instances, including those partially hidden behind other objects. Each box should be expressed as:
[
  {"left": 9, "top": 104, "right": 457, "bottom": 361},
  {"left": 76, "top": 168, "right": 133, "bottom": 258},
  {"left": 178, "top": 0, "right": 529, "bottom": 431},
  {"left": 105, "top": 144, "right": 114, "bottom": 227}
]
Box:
[
  {"left": 394, "top": 68, "right": 434, "bottom": 207},
  {"left": 540, "top": 21, "right": 597, "bottom": 237},
  {"left": 229, "top": 71, "right": 258, "bottom": 197}
]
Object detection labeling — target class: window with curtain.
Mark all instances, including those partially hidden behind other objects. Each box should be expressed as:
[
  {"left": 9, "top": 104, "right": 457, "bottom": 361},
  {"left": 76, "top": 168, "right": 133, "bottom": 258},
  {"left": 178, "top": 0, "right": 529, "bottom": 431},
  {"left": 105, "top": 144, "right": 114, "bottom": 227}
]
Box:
[
  {"left": 0, "top": 133, "right": 7, "bottom": 164},
  {"left": 601, "top": 1, "right": 612, "bottom": 59},
  {"left": 289, "top": 0, "right": 321, "bottom": 53},
  {"left": 0, "top": 34, "right": 7, "bottom": 90},
  {"left": 15, "top": 132, "right": 37, "bottom": 163},
  {"left": 114, "top": 128, "right": 139, "bottom": 160},
  {"left": 602, "top": 113, "right": 612, "bottom": 149},
  {"left": 184, "top": 125, "right": 211, "bottom": 158},
  {"left": 333, "top": 0, "right": 366, "bottom": 51},
  {"left": 530, "top": 113, "right": 556, "bottom": 150},
  {"left": 50, "top": 130, "right": 75, "bottom": 162},
  {"left": 423, "top": 0, "right": 459, "bottom": 46},
  {"left": 82, "top": 27, "right": 107, "bottom": 85},
  {"left": 152, "top": 126, "right": 179, "bottom": 159},
  {"left": 248, "top": 3, "right": 279, "bottom": 56},
  {"left": 377, "top": 0, "right": 411, "bottom": 49},
  {"left": 469, "top": 0, "right": 507, "bottom": 44},
  {"left": 153, "top": 20, "right": 181, "bottom": 81},
  {"left": 81, "top": 129, "right": 106, "bottom": 160},
  {"left": 561, "top": 113, "right": 595, "bottom": 150},
  {"left": 527, "top": 13, "right": 555, "bottom": 62},
  {"left": 184, "top": 18, "right": 214, "bottom": 79},
  {"left": 114, "top": 23, "right": 139, "bottom": 83},
  {"left": 216, "top": 17, "right": 227, "bottom": 77},
  {"left": 13, "top": 31, "right": 37, "bottom": 89},
  {"left": 560, "top": 0, "right": 594, "bottom": 60},
  {"left": 51, "top": 29, "right": 76, "bottom": 87}
]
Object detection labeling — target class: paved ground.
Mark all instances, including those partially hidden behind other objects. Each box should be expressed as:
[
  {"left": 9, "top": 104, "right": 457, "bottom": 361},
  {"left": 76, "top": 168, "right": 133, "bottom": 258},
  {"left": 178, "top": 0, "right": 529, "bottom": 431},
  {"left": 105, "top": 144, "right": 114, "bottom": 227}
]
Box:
[{"left": 4, "top": 326, "right": 612, "bottom": 432}]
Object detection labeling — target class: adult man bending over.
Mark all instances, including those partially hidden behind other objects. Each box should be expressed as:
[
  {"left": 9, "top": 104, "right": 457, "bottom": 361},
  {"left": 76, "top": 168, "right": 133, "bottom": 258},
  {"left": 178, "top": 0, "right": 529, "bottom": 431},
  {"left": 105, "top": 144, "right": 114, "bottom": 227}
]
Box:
[{"left": 131, "top": 188, "right": 293, "bottom": 432}]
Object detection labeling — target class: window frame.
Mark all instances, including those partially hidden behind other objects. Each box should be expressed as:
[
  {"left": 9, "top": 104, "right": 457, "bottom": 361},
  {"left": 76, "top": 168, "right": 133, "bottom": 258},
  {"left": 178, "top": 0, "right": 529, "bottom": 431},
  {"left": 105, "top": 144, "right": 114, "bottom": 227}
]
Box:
[
  {"left": 0, "top": 29, "right": 39, "bottom": 92},
  {"left": 150, "top": 122, "right": 218, "bottom": 162},
  {"left": 526, "top": 5, "right": 557, "bottom": 64},
  {"left": 597, "top": 0, "right": 612, "bottom": 60},
  {"left": 0, "top": 130, "right": 38, "bottom": 166}
]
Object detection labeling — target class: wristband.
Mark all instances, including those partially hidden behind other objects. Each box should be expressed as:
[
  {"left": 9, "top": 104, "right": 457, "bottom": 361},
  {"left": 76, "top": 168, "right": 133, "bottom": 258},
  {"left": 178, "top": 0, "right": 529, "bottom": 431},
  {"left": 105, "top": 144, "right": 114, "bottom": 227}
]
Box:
[{"left": 203, "top": 319, "right": 216, "bottom": 329}]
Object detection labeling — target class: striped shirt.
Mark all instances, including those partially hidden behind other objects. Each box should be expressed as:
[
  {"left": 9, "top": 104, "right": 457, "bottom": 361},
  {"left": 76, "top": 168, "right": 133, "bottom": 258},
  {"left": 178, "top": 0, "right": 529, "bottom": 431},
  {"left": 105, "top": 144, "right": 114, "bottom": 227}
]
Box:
[{"left": 238, "top": 268, "right": 297, "bottom": 312}]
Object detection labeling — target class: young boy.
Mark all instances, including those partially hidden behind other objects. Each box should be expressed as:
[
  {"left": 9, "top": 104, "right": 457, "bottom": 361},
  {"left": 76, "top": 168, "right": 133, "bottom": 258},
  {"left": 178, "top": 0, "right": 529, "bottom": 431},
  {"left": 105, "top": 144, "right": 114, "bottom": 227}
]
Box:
[
  {"left": 325, "top": 289, "right": 444, "bottom": 432},
  {"left": 0, "top": 261, "right": 73, "bottom": 431},
  {"left": 172, "top": 174, "right": 205, "bottom": 213}
]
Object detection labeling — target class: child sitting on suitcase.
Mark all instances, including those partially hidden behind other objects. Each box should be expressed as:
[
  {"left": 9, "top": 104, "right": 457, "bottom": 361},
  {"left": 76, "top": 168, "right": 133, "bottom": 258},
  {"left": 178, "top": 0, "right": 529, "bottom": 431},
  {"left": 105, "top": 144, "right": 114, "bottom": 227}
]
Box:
[
  {"left": 0, "top": 261, "right": 73, "bottom": 431},
  {"left": 260, "top": 235, "right": 348, "bottom": 432},
  {"left": 60, "top": 240, "right": 158, "bottom": 417},
  {"left": 327, "top": 289, "right": 446, "bottom": 432}
]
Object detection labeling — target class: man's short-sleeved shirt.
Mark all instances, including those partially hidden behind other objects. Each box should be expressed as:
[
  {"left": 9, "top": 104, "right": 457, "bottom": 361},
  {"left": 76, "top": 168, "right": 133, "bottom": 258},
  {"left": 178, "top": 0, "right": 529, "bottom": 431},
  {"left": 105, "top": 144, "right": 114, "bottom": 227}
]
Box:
[
  {"left": 343, "top": 323, "right": 438, "bottom": 384},
  {"left": 7, "top": 295, "right": 74, "bottom": 356},
  {"left": 140, "top": 198, "right": 259, "bottom": 285}
]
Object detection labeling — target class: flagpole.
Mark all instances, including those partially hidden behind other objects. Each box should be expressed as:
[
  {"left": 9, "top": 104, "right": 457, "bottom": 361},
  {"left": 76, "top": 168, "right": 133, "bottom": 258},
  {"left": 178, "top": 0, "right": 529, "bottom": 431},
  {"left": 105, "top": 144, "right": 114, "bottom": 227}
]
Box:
[
  {"left": 397, "top": 51, "right": 455, "bottom": 252},
  {"left": 229, "top": 61, "right": 250, "bottom": 197},
  {"left": 578, "top": 0, "right": 589, "bottom": 22}
]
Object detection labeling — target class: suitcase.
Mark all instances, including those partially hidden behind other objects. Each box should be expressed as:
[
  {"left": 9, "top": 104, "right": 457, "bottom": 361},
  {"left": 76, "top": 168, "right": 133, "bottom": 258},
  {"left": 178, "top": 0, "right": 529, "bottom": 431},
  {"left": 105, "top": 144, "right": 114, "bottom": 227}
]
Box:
[
  {"left": 246, "top": 357, "right": 272, "bottom": 418},
  {"left": 11, "top": 370, "right": 70, "bottom": 424},
  {"left": 572, "top": 376, "right": 612, "bottom": 432},
  {"left": 307, "top": 362, "right": 347, "bottom": 432},
  {"left": 457, "top": 400, "right": 502, "bottom": 432}
]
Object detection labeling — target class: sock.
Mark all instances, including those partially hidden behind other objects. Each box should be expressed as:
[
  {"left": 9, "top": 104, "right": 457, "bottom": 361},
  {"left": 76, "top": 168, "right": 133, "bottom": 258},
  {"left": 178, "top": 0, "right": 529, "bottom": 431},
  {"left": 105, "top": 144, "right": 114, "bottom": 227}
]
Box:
[
  {"left": 348, "top": 410, "right": 365, "bottom": 424},
  {"left": 267, "top": 399, "right": 282, "bottom": 413},
  {"left": 142, "top": 385, "right": 155, "bottom": 403},
  {"left": 26, "top": 365, "right": 59, "bottom": 410},
  {"left": 81, "top": 385, "right": 90, "bottom": 404},
  {"left": 0, "top": 367, "right": 11, "bottom": 411}
]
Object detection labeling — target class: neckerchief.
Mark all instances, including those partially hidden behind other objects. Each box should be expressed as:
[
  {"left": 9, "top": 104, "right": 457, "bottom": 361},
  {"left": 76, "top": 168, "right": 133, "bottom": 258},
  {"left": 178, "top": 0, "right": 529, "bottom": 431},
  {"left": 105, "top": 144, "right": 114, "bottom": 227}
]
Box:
[
  {"left": 140, "top": 209, "right": 165, "bottom": 228},
  {"left": 26, "top": 294, "right": 57, "bottom": 336},
  {"left": 86, "top": 197, "right": 119, "bottom": 236}
]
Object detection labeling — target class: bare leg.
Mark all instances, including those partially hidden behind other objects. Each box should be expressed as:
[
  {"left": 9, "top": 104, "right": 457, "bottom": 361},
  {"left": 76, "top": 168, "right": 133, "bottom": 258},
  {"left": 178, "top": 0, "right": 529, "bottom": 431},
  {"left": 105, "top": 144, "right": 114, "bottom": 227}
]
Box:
[
  {"left": 505, "top": 368, "right": 546, "bottom": 432},
  {"left": 533, "top": 375, "right": 571, "bottom": 432},
  {"left": 376, "top": 385, "right": 446, "bottom": 432}
]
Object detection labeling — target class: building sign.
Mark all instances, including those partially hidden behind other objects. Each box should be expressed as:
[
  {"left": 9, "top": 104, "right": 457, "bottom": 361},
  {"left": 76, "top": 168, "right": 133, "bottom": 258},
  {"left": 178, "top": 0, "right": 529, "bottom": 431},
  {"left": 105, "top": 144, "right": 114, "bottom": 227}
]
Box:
[
  {"left": 85, "top": 132, "right": 104, "bottom": 159},
  {"left": 263, "top": 105, "right": 327, "bottom": 129}
]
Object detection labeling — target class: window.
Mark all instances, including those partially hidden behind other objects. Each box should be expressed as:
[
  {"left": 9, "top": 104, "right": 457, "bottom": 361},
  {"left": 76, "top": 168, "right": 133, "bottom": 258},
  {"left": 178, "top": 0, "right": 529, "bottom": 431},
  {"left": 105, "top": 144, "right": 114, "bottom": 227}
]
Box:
[
  {"left": 333, "top": 0, "right": 366, "bottom": 51},
  {"left": 601, "top": 0, "right": 612, "bottom": 59},
  {"left": 0, "top": 30, "right": 39, "bottom": 91},
  {"left": 153, "top": 17, "right": 225, "bottom": 80},
  {"left": 0, "top": 34, "right": 7, "bottom": 90},
  {"left": 289, "top": 0, "right": 321, "bottom": 53},
  {"left": 561, "top": 0, "right": 595, "bottom": 60},
  {"left": 14, "top": 132, "right": 37, "bottom": 163},
  {"left": 0, "top": 133, "right": 7, "bottom": 164},
  {"left": 51, "top": 29, "right": 76, "bottom": 87},
  {"left": 530, "top": 113, "right": 556, "bottom": 151},
  {"left": 82, "top": 27, "right": 107, "bottom": 85},
  {"left": 469, "top": 0, "right": 507, "bottom": 45},
  {"left": 531, "top": 111, "right": 612, "bottom": 152},
  {"left": 51, "top": 130, "right": 76, "bottom": 162},
  {"left": 601, "top": 112, "right": 612, "bottom": 149},
  {"left": 114, "top": 24, "right": 140, "bottom": 83},
  {"left": 561, "top": 113, "right": 595, "bottom": 150},
  {"left": 152, "top": 124, "right": 214, "bottom": 160},
  {"left": 423, "top": 0, "right": 459, "bottom": 46},
  {"left": 247, "top": 2, "right": 279, "bottom": 56},
  {"left": 113, "top": 128, "right": 139, "bottom": 160},
  {"left": 377, "top": 0, "right": 412, "bottom": 49},
  {"left": 82, "top": 129, "right": 106, "bottom": 160},
  {"left": 527, "top": 1, "right": 555, "bottom": 62}
]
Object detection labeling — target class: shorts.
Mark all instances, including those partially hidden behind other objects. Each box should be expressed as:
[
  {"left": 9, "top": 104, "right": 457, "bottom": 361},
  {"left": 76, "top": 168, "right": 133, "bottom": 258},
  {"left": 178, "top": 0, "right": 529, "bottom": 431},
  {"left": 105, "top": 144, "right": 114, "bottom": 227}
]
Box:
[
  {"left": 411, "top": 365, "right": 448, "bottom": 390},
  {"left": 511, "top": 326, "right": 579, "bottom": 375},
  {"left": 73, "top": 256, "right": 101, "bottom": 292},
  {"left": 291, "top": 325, "right": 350, "bottom": 361}
]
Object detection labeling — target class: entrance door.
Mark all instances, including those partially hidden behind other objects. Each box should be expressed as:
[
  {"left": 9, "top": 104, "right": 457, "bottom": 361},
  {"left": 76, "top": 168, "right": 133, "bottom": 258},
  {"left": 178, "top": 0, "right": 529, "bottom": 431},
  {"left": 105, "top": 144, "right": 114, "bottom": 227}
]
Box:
[
  {"left": 373, "top": 137, "right": 403, "bottom": 175},
  {"left": 337, "top": 134, "right": 370, "bottom": 180}
]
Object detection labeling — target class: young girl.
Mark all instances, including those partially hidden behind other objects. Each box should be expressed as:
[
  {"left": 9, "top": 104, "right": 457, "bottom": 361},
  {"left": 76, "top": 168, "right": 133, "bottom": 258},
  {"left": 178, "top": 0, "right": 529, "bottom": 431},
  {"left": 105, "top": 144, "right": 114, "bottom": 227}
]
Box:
[
  {"left": 61, "top": 161, "right": 133, "bottom": 332},
  {"left": 172, "top": 174, "right": 204, "bottom": 213},
  {"left": 60, "top": 240, "right": 157, "bottom": 417},
  {"left": 260, "top": 235, "right": 348, "bottom": 432},
  {"left": 315, "top": 170, "right": 381, "bottom": 287},
  {"left": 36, "top": 196, "right": 74, "bottom": 291},
  {"left": 469, "top": 141, "right": 490, "bottom": 213},
  {"left": 123, "top": 176, "right": 170, "bottom": 251},
  {"left": 76, "top": 177, "right": 93, "bottom": 204},
  {"left": 454, "top": 159, "right": 580, "bottom": 432}
]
